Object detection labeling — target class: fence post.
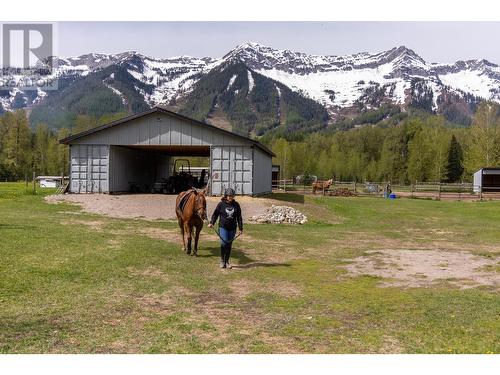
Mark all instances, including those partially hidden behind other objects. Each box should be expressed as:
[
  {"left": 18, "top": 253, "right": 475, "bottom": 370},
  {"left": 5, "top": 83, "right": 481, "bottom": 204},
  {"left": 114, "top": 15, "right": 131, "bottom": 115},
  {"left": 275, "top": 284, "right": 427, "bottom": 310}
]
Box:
[
  {"left": 354, "top": 181, "right": 357, "bottom": 194},
  {"left": 32, "top": 171, "right": 36, "bottom": 194},
  {"left": 438, "top": 182, "right": 441, "bottom": 200},
  {"left": 479, "top": 184, "right": 483, "bottom": 201},
  {"left": 458, "top": 183, "right": 462, "bottom": 201},
  {"left": 410, "top": 182, "right": 414, "bottom": 198}
]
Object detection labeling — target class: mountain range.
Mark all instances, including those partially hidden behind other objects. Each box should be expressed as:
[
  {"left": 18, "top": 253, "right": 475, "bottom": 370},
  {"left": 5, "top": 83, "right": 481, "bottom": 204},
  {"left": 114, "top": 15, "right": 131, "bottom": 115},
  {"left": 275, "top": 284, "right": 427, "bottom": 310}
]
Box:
[{"left": 1, "top": 42, "right": 499, "bottom": 135}]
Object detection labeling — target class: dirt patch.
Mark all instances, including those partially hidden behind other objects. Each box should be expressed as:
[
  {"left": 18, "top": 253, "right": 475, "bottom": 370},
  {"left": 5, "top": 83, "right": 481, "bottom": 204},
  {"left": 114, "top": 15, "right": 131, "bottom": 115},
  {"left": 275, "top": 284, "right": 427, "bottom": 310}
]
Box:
[
  {"left": 343, "top": 249, "right": 500, "bottom": 289},
  {"left": 228, "top": 279, "right": 301, "bottom": 299},
  {"left": 139, "top": 228, "right": 182, "bottom": 243},
  {"left": 139, "top": 227, "right": 219, "bottom": 243},
  {"left": 127, "top": 266, "right": 171, "bottom": 282},
  {"left": 327, "top": 232, "right": 500, "bottom": 256},
  {"left": 183, "top": 290, "right": 300, "bottom": 353},
  {"left": 379, "top": 336, "right": 404, "bottom": 354},
  {"left": 46, "top": 194, "right": 273, "bottom": 221},
  {"left": 136, "top": 292, "right": 175, "bottom": 312},
  {"left": 60, "top": 218, "right": 105, "bottom": 231},
  {"left": 106, "top": 238, "right": 123, "bottom": 249}
]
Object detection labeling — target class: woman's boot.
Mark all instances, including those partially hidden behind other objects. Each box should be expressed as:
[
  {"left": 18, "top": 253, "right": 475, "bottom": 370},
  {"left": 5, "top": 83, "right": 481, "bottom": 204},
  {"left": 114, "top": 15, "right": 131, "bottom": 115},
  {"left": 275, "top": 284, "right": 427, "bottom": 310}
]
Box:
[{"left": 220, "top": 244, "right": 226, "bottom": 268}]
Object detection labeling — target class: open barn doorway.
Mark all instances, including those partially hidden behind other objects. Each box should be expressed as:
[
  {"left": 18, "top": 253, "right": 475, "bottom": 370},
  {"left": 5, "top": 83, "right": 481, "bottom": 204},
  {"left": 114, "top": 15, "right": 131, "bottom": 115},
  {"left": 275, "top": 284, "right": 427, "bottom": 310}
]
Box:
[{"left": 108, "top": 145, "right": 210, "bottom": 194}]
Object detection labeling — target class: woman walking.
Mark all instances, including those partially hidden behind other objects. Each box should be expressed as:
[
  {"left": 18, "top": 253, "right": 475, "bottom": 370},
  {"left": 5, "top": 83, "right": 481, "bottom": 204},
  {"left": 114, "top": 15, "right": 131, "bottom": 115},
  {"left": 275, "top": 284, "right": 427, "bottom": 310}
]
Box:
[{"left": 208, "top": 188, "right": 243, "bottom": 269}]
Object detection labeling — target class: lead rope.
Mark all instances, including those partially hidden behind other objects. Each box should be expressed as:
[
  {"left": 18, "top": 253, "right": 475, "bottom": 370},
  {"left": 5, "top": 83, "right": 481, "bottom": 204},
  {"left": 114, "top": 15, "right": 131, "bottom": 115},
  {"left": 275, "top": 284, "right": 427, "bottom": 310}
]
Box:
[{"left": 205, "top": 220, "right": 242, "bottom": 244}]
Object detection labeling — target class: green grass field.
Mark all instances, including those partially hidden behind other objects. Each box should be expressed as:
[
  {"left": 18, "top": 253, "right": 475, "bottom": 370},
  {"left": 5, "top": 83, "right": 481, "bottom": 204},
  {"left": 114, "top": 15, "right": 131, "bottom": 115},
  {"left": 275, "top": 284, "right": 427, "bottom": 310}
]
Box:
[{"left": 0, "top": 182, "right": 499, "bottom": 353}]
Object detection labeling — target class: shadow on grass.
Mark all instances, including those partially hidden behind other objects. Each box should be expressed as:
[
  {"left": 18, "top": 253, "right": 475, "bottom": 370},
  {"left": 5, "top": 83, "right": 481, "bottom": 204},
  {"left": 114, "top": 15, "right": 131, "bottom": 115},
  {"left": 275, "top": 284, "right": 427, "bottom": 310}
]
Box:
[
  {"left": 199, "top": 246, "right": 291, "bottom": 269},
  {"left": 269, "top": 192, "right": 305, "bottom": 204}
]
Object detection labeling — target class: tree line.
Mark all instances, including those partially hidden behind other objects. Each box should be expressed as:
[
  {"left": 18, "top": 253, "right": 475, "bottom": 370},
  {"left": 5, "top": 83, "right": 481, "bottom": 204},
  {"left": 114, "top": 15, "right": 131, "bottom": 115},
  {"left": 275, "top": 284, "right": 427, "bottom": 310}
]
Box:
[
  {"left": 0, "top": 102, "right": 499, "bottom": 184},
  {"left": 0, "top": 110, "right": 126, "bottom": 181},
  {"left": 266, "top": 102, "right": 500, "bottom": 184}
]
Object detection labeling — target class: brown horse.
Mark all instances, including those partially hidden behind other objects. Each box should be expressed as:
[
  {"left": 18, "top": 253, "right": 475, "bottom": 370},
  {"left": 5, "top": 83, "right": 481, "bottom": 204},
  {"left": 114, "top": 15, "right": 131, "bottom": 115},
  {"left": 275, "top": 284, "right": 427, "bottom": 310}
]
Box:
[
  {"left": 175, "top": 188, "right": 208, "bottom": 256},
  {"left": 312, "top": 178, "right": 333, "bottom": 194}
]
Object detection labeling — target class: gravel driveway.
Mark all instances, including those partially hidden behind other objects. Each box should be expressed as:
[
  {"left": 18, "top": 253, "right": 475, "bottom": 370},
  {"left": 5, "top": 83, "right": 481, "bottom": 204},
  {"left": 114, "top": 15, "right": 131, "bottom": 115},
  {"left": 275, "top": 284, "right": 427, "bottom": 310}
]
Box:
[{"left": 46, "top": 193, "right": 273, "bottom": 221}]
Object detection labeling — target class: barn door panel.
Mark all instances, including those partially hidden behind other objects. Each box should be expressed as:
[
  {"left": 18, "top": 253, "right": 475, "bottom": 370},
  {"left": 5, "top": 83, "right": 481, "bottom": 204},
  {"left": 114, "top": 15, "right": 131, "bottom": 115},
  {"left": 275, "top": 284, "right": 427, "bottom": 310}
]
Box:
[
  {"left": 70, "top": 145, "right": 109, "bottom": 193},
  {"left": 230, "top": 146, "right": 253, "bottom": 195},
  {"left": 88, "top": 146, "right": 109, "bottom": 193},
  {"left": 210, "top": 146, "right": 228, "bottom": 195},
  {"left": 210, "top": 145, "right": 253, "bottom": 196},
  {"left": 71, "top": 145, "right": 88, "bottom": 193}
]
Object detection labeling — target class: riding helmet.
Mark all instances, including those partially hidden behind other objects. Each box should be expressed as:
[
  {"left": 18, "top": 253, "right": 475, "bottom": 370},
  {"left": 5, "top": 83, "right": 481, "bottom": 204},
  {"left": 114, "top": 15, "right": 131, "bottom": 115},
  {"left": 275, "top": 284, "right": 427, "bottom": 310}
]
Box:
[{"left": 224, "top": 187, "right": 236, "bottom": 197}]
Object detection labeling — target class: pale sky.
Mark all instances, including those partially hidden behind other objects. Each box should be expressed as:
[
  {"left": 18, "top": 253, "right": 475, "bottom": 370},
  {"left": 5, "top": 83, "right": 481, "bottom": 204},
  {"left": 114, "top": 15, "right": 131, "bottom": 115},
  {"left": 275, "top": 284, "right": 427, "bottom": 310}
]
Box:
[{"left": 55, "top": 22, "right": 500, "bottom": 64}]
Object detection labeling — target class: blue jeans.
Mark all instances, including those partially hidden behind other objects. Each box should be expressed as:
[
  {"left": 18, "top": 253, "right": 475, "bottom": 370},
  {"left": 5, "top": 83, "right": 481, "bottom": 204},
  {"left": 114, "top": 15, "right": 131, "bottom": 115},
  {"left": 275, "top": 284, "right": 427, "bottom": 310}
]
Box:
[{"left": 219, "top": 227, "right": 236, "bottom": 263}]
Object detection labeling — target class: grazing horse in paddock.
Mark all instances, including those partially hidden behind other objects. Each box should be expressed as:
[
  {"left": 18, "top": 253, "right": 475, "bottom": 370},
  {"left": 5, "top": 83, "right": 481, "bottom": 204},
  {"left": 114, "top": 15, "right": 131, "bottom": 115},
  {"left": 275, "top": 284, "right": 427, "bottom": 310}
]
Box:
[
  {"left": 175, "top": 188, "right": 208, "bottom": 256},
  {"left": 312, "top": 178, "right": 333, "bottom": 194}
]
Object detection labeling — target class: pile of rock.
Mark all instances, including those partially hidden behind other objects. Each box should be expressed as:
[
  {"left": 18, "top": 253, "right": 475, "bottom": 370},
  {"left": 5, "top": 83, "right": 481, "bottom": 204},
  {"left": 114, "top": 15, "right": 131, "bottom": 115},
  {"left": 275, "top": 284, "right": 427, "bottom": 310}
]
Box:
[{"left": 250, "top": 205, "right": 307, "bottom": 224}]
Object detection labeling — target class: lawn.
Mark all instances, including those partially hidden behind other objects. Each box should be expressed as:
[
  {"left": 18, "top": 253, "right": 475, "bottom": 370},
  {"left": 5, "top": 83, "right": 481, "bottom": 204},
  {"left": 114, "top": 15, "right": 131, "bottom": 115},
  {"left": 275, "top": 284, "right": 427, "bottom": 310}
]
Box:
[{"left": 0, "top": 183, "right": 499, "bottom": 353}]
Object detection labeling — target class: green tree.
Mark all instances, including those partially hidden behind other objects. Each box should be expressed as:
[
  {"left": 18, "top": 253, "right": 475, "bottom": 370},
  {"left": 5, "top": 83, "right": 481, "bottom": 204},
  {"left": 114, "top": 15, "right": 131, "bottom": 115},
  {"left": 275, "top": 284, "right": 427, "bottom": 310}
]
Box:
[
  {"left": 407, "top": 126, "right": 432, "bottom": 182},
  {"left": 378, "top": 125, "right": 408, "bottom": 183},
  {"left": 464, "top": 102, "right": 500, "bottom": 175},
  {"left": 270, "top": 138, "right": 292, "bottom": 178},
  {"left": 33, "top": 123, "right": 50, "bottom": 175},
  {"left": 0, "top": 110, "right": 32, "bottom": 180},
  {"left": 426, "top": 117, "right": 449, "bottom": 182},
  {"left": 73, "top": 114, "right": 98, "bottom": 134},
  {"left": 445, "top": 135, "right": 464, "bottom": 182}
]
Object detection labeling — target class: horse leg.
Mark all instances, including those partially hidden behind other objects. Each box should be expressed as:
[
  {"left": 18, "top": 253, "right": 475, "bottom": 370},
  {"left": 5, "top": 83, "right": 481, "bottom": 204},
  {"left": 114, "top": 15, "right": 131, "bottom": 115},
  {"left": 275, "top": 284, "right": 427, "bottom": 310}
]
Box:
[
  {"left": 178, "top": 218, "right": 186, "bottom": 252},
  {"left": 193, "top": 224, "right": 202, "bottom": 256},
  {"left": 184, "top": 222, "right": 192, "bottom": 255}
]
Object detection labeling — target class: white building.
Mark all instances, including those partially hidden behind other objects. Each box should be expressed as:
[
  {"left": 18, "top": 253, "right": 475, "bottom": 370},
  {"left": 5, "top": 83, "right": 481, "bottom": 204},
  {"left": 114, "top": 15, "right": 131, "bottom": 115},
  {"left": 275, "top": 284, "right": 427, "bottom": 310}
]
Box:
[
  {"left": 35, "top": 176, "right": 68, "bottom": 188},
  {"left": 473, "top": 168, "right": 500, "bottom": 193}
]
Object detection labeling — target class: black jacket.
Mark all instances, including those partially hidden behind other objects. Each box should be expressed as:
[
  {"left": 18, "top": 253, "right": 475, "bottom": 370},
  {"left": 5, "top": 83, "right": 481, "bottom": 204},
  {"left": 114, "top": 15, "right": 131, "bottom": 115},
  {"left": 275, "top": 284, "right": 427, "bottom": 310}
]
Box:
[{"left": 210, "top": 199, "right": 243, "bottom": 231}]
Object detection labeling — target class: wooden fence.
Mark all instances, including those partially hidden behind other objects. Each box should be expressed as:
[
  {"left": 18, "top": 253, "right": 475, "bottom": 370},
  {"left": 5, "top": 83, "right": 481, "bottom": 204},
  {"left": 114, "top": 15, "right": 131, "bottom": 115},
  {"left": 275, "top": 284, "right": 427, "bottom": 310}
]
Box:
[{"left": 272, "top": 179, "right": 494, "bottom": 201}]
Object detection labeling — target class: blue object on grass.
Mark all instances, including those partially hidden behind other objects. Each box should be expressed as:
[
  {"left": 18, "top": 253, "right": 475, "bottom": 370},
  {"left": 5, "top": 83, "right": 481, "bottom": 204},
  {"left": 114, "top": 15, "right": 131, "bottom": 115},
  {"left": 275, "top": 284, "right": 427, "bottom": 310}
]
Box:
[{"left": 389, "top": 193, "right": 396, "bottom": 199}]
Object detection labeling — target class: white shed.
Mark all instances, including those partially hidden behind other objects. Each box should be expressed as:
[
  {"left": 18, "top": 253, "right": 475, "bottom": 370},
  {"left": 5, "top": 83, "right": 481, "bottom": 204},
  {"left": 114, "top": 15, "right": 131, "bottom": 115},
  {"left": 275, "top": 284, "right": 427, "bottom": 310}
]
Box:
[{"left": 473, "top": 168, "right": 500, "bottom": 193}]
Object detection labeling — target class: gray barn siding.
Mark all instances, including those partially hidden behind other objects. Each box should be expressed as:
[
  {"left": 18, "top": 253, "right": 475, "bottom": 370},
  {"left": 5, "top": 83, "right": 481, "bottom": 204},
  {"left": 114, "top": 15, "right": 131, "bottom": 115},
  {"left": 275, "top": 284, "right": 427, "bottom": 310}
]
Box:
[
  {"left": 71, "top": 113, "right": 251, "bottom": 148},
  {"left": 252, "top": 147, "right": 272, "bottom": 195}
]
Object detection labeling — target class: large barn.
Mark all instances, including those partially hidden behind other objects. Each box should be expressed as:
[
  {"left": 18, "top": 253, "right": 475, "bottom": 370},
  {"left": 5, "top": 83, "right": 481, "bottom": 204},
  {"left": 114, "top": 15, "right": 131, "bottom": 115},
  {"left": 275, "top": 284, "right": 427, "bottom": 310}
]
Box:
[{"left": 60, "top": 106, "right": 275, "bottom": 196}]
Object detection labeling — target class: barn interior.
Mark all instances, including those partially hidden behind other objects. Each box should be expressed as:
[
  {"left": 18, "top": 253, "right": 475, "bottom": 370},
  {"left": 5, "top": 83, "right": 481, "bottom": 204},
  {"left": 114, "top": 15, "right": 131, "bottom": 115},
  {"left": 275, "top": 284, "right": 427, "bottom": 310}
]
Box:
[{"left": 109, "top": 145, "right": 210, "bottom": 194}]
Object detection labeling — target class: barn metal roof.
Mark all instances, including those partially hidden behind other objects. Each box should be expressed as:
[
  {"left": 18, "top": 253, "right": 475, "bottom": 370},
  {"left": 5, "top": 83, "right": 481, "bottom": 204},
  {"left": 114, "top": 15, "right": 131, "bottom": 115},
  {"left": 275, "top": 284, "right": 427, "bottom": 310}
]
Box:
[{"left": 59, "top": 106, "right": 276, "bottom": 157}]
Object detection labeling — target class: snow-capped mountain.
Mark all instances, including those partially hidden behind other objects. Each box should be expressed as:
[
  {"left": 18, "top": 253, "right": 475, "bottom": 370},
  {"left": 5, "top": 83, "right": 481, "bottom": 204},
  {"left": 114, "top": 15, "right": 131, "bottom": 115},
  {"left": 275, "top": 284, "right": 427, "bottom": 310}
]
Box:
[
  {"left": 1, "top": 42, "right": 499, "bottom": 127},
  {"left": 219, "top": 43, "right": 499, "bottom": 111},
  {"left": 0, "top": 51, "right": 217, "bottom": 111}
]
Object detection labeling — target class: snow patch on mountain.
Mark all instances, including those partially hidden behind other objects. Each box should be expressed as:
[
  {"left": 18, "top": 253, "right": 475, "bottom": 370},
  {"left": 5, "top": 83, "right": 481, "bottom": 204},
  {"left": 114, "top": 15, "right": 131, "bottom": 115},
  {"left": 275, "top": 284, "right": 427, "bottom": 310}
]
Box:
[
  {"left": 227, "top": 74, "right": 237, "bottom": 91},
  {"left": 258, "top": 61, "right": 400, "bottom": 107},
  {"left": 247, "top": 70, "right": 255, "bottom": 93},
  {"left": 104, "top": 83, "right": 127, "bottom": 106},
  {"left": 123, "top": 55, "right": 215, "bottom": 105},
  {"left": 438, "top": 70, "right": 497, "bottom": 99}
]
